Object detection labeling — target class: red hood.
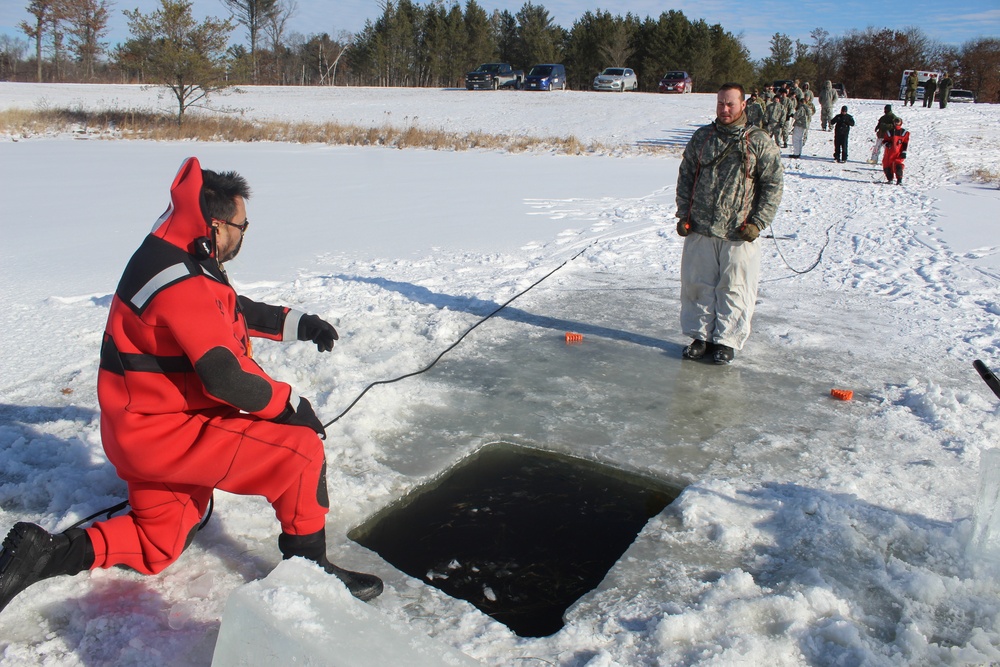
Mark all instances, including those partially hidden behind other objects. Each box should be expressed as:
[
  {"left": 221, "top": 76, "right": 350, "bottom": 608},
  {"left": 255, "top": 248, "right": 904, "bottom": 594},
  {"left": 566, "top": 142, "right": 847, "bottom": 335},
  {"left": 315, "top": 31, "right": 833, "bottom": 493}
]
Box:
[{"left": 150, "top": 157, "right": 211, "bottom": 255}]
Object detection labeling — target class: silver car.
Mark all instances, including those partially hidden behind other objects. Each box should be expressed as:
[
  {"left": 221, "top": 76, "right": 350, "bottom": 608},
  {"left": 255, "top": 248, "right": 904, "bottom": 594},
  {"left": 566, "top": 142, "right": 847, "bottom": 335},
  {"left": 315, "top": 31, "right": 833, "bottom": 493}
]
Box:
[{"left": 593, "top": 67, "right": 638, "bottom": 92}]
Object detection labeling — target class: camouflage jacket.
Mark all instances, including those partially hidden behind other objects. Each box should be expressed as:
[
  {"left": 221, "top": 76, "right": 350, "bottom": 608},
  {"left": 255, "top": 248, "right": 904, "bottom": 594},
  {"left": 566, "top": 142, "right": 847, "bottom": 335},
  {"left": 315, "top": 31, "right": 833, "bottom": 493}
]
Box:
[
  {"left": 875, "top": 112, "right": 899, "bottom": 135},
  {"left": 764, "top": 100, "right": 786, "bottom": 127},
  {"left": 783, "top": 96, "right": 797, "bottom": 117},
  {"left": 793, "top": 104, "right": 811, "bottom": 128},
  {"left": 746, "top": 101, "right": 765, "bottom": 128},
  {"left": 676, "top": 116, "right": 785, "bottom": 241}
]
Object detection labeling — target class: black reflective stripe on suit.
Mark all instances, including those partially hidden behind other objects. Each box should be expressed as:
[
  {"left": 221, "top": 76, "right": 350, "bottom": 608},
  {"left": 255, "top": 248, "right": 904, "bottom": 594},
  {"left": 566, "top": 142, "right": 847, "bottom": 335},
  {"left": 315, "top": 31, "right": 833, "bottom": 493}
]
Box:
[{"left": 100, "top": 335, "right": 194, "bottom": 375}]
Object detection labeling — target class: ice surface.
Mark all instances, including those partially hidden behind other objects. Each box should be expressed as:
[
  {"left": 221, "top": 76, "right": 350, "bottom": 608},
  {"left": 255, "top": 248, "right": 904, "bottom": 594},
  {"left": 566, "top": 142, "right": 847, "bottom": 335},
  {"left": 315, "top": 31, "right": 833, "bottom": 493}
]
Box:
[
  {"left": 212, "top": 559, "right": 482, "bottom": 666},
  {"left": 3, "top": 85, "right": 1000, "bottom": 666}
]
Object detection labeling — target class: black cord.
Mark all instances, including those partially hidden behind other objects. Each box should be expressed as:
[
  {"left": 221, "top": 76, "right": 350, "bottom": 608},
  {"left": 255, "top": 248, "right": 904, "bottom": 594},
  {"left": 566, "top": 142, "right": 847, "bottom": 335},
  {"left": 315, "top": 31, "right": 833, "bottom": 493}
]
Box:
[
  {"left": 322, "top": 241, "right": 596, "bottom": 427},
  {"left": 66, "top": 500, "right": 128, "bottom": 530},
  {"left": 56, "top": 245, "right": 594, "bottom": 528},
  {"left": 768, "top": 222, "right": 835, "bottom": 275},
  {"left": 65, "top": 494, "right": 215, "bottom": 531}
]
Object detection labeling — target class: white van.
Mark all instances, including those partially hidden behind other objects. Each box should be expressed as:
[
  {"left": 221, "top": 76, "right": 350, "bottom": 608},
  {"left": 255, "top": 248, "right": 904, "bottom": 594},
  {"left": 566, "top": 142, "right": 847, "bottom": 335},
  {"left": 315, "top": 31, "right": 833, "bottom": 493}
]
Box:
[{"left": 899, "top": 70, "right": 943, "bottom": 100}]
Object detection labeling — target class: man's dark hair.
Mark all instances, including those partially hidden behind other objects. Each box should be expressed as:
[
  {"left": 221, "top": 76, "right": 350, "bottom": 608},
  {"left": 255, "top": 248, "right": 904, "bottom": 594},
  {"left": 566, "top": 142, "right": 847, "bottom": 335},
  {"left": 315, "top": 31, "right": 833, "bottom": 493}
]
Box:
[
  {"left": 202, "top": 169, "right": 251, "bottom": 222},
  {"left": 719, "top": 82, "right": 746, "bottom": 98}
]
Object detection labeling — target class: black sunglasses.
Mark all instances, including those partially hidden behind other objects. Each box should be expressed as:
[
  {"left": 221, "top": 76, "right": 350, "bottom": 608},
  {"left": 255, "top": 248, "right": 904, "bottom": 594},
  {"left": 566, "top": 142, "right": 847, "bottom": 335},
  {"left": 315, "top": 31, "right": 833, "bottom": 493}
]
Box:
[{"left": 213, "top": 218, "right": 250, "bottom": 233}]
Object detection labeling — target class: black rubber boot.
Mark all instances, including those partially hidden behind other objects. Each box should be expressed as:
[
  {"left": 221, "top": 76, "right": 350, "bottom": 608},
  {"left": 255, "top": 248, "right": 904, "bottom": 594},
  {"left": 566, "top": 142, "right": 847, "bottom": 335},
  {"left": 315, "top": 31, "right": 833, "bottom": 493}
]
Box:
[
  {"left": 0, "top": 522, "right": 95, "bottom": 614},
  {"left": 682, "top": 339, "right": 709, "bottom": 360},
  {"left": 713, "top": 345, "right": 735, "bottom": 364},
  {"left": 278, "top": 529, "right": 383, "bottom": 602}
]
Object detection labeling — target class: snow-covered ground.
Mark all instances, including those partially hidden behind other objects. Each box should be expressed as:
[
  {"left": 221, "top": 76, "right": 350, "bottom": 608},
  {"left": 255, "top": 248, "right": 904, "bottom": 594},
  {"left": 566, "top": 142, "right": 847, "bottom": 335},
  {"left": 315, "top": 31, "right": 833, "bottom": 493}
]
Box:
[{"left": 2, "top": 83, "right": 1000, "bottom": 666}]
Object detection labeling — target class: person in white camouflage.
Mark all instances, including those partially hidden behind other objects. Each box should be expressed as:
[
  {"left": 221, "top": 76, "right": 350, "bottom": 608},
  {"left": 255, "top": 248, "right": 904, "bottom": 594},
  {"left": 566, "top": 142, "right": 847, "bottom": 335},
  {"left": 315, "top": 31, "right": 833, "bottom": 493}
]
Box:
[
  {"left": 818, "top": 80, "right": 839, "bottom": 131},
  {"left": 780, "top": 88, "right": 796, "bottom": 149},
  {"left": 675, "top": 83, "right": 785, "bottom": 364},
  {"left": 790, "top": 102, "right": 811, "bottom": 158}
]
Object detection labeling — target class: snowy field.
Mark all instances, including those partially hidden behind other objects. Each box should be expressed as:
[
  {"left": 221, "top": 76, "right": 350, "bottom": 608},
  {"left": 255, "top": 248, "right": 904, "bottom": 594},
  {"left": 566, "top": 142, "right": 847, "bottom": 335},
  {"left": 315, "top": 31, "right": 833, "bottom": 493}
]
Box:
[{"left": 2, "top": 82, "right": 1000, "bottom": 665}]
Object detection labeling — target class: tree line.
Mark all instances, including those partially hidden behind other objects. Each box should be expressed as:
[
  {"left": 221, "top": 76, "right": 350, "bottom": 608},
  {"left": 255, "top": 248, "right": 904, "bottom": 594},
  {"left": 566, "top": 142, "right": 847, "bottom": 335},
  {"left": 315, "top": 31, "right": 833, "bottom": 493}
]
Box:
[{"left": 2, "top": 0, "right": 998, "bottom": 103}]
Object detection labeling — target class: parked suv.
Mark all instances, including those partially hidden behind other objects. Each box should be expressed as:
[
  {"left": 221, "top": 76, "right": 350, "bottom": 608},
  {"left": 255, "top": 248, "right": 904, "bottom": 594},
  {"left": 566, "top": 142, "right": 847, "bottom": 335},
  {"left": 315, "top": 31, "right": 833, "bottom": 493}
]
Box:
[
  {"left": 465, "top": 63, "right": 523, "bottom": 90},
  {"left": 949, "top": 89, "right": 975, "bottom": 103},
  {"left": 524, "top": 64, "right": 567, "bottom": 91},
  {"left": 593, "top": 67, "right": 638, "bottom": 92}
]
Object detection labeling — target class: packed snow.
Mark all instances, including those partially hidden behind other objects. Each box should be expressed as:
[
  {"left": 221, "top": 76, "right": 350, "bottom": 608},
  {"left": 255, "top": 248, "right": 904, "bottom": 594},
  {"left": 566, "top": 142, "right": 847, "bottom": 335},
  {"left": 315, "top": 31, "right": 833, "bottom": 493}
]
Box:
[{"left": 2, "top": 82, "right": 1000, "bottom": 666}]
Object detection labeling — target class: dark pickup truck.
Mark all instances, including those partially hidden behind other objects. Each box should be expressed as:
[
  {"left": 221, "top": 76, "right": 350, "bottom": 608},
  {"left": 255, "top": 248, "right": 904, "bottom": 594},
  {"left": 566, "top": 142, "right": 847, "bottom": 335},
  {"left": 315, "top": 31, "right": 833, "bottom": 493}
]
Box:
[{"left": 465, "top": 63, "right": 523, "bottom": 90}]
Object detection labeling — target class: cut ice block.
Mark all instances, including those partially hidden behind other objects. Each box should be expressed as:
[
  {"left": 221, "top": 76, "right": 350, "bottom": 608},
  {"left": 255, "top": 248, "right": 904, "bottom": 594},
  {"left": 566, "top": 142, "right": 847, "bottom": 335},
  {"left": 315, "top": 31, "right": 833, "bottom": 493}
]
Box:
[
  {"left": 968, "top": 448, "right": 1000, "bottom": 564},
  {"left": 211, "top": 559, "right": 481, "bottom": 667}
]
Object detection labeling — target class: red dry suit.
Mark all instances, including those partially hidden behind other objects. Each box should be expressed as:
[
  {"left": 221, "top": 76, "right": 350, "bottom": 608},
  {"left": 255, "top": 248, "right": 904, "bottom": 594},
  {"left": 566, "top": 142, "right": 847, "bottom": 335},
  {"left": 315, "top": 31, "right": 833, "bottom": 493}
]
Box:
[
  {"left": 882, "top": 126, "right": 910, "bottom": 182},
  {"left": 89, "top": 157, "right": 328, "bottom": 575}
]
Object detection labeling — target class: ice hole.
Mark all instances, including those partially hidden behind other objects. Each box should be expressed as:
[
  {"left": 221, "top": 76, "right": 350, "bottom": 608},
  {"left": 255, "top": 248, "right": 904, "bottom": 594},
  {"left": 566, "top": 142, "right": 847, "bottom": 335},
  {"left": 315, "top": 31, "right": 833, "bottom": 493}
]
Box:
[{"left": 349, "top": 441, "right": 683, "bottom": 637}]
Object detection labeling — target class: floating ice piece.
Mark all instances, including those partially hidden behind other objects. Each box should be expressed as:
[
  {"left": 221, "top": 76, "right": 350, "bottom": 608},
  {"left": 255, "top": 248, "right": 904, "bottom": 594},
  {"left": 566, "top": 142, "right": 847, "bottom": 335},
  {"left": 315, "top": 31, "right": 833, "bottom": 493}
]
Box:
[{"left": 969, "top": 448, "right": 1000, "bottom": 565}]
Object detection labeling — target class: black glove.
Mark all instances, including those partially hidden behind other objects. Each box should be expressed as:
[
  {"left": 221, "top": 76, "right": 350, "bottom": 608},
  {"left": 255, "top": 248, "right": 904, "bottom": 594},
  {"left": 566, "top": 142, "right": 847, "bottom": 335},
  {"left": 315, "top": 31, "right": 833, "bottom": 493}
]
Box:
[
  {"left": 676, "top": 220, "right": 690, "bottom": 237},
  {"left": 276, "top": 395, "right": 326, "bottom": 439},
  {"left": 900, "top": 151, "right": 907, "bottom": 159},
  {"left": 738, "top": 223, "right": 760, "bottom": 242},
  {"left": 298, "top": 314, "right": 338, "bottom": 352}
]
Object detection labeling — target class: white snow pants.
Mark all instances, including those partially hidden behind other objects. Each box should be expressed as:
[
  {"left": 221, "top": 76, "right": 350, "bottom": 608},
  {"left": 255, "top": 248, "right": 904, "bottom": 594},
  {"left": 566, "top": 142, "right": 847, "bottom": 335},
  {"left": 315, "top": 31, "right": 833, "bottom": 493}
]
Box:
[
  {"left": 792, "top": 126, "right": 805, "bottom": 155},
  {"left": 680, "top": 233, "right": 761, "bottom": 351}
]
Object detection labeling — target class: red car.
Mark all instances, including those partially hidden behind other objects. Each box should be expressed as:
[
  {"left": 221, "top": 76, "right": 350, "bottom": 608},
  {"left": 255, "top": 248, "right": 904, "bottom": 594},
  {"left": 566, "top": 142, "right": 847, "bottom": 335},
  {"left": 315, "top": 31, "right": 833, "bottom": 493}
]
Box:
[{"left": 658, "top": 71, "right": 693, "bottom": 93}]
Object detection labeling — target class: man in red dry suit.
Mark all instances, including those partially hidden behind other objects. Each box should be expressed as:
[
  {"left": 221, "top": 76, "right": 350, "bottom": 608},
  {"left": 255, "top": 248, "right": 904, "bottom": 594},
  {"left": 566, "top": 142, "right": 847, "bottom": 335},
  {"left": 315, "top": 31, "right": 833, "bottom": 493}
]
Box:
[
  {"left": 0, "top": 157, "right": 382, "bottom": 613},
  {"left": 882, "top": 117, "right": 910, "bottom": 185}
]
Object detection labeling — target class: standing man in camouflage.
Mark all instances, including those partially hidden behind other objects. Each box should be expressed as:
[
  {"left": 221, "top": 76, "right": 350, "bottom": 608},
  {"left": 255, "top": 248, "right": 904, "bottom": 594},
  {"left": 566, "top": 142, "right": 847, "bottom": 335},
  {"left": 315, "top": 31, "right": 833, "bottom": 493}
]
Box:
[
  {"left": 746, "top": 92, "right": 765, "bottom": 129},
  {"left": 764, "top": 92, "right": 787, "bottom": 145},
  {"left": 818, "top": 80, "right": 838, "bottom": 131},
  {"left": 675, "top": 83, "right": 785, "bottom": 365},
  {"left": 904, "top": 71, "right": 919, "bottom": 106},
  {"left": 938, "top": 74, "right": 952, "bottom": 108}
]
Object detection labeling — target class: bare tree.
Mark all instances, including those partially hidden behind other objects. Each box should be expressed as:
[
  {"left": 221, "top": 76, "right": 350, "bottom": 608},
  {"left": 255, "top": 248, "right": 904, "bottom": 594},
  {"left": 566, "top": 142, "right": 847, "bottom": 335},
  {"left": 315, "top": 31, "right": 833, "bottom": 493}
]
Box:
[
  {"left": 19, "top": 0, "right": 59, "bottom": 81},
  {"left": 62, "top": 0, "right": 113, "bottom": 79},
  {"left": 960, "top": 37, "right": 1000, "bottom": 102},
  {"left": 219, "top": 0, "right": 276, "bottom": 83},
  {"left": 598, "top": 20, "right": 634, "bottom": 67},
  {"left": 0, "top": 34, "right": 29, "bottom": 79},
  {"left": 261, "top": 0, "right": 296, "bottom": 82},
  {"left": 326, "top": 31, "right": 353, "bottom": 85}
]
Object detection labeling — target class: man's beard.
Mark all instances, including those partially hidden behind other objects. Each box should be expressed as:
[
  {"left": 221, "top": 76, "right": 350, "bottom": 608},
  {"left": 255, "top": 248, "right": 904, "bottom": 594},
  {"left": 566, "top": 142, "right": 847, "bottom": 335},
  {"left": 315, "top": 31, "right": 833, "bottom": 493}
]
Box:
[{"left": 219, "top": 235, "right": 243, "bottom": 263}]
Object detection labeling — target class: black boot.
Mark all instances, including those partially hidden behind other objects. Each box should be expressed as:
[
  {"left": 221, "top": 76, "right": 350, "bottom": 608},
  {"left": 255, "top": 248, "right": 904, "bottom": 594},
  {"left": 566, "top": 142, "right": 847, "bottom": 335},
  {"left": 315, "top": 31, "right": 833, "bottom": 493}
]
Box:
[
  {"left": 278, "top": 529, "right": 383, "bottom": 602},
  {"left": 713, "top": 345, "right": 735, "bottom": 364},
  {"left": 0, "top": 522, "right": 94, "bottom": 613},
  {"left": 682, "top": 339, "right": 709, "bottom": 360}
]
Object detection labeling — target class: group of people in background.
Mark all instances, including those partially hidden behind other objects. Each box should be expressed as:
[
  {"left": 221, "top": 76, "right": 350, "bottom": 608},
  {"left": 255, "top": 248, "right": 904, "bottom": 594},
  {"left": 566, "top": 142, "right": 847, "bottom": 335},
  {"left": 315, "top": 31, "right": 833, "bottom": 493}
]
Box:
[
  {"left": 744, "top": 78, "right": 914, "bottom": 179},
  {"left": 903, "top": 71, "right": 954, "bottom": 108},
  {"left": 745, "top": 79, "right": 817, "bottom": 159}
]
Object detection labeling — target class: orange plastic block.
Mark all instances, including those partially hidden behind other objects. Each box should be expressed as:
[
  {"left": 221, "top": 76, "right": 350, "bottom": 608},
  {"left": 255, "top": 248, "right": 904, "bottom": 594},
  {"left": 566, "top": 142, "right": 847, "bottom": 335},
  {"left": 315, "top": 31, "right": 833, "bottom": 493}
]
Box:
[
  {"left": 830, "top": 389, "right": 853, "bottom": 401},
  {"left": 565, "top": 332, "right": 583, "bottom": 343}
]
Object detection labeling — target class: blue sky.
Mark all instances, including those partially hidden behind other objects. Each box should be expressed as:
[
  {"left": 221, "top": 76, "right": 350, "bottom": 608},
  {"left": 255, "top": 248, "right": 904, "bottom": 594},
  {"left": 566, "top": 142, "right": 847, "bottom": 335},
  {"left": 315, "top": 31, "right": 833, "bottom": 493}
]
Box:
[{"left": 1, "top": 0, "right": 998, "bottom": 62}]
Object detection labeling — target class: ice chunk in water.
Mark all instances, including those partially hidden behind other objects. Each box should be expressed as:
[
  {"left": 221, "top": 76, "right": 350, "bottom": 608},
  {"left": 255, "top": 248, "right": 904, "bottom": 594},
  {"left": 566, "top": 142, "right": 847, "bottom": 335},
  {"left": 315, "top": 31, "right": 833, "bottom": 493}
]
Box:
[
  {"left": 968, "top": 448, "right": 1000, "bottom": 564},
  {"left": 212, "top": 559, "right": 481, "bottom": 667}
]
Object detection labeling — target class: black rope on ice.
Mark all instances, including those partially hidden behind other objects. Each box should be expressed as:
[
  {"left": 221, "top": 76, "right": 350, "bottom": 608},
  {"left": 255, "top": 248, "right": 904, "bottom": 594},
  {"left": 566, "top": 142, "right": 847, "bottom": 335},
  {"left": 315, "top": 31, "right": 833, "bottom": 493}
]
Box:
[
  {"left": 323, "top": 241, "right": 597, "bottom": 427},
  {"left": 765, "top": 221, "right": 836, "bottom": 275}
]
